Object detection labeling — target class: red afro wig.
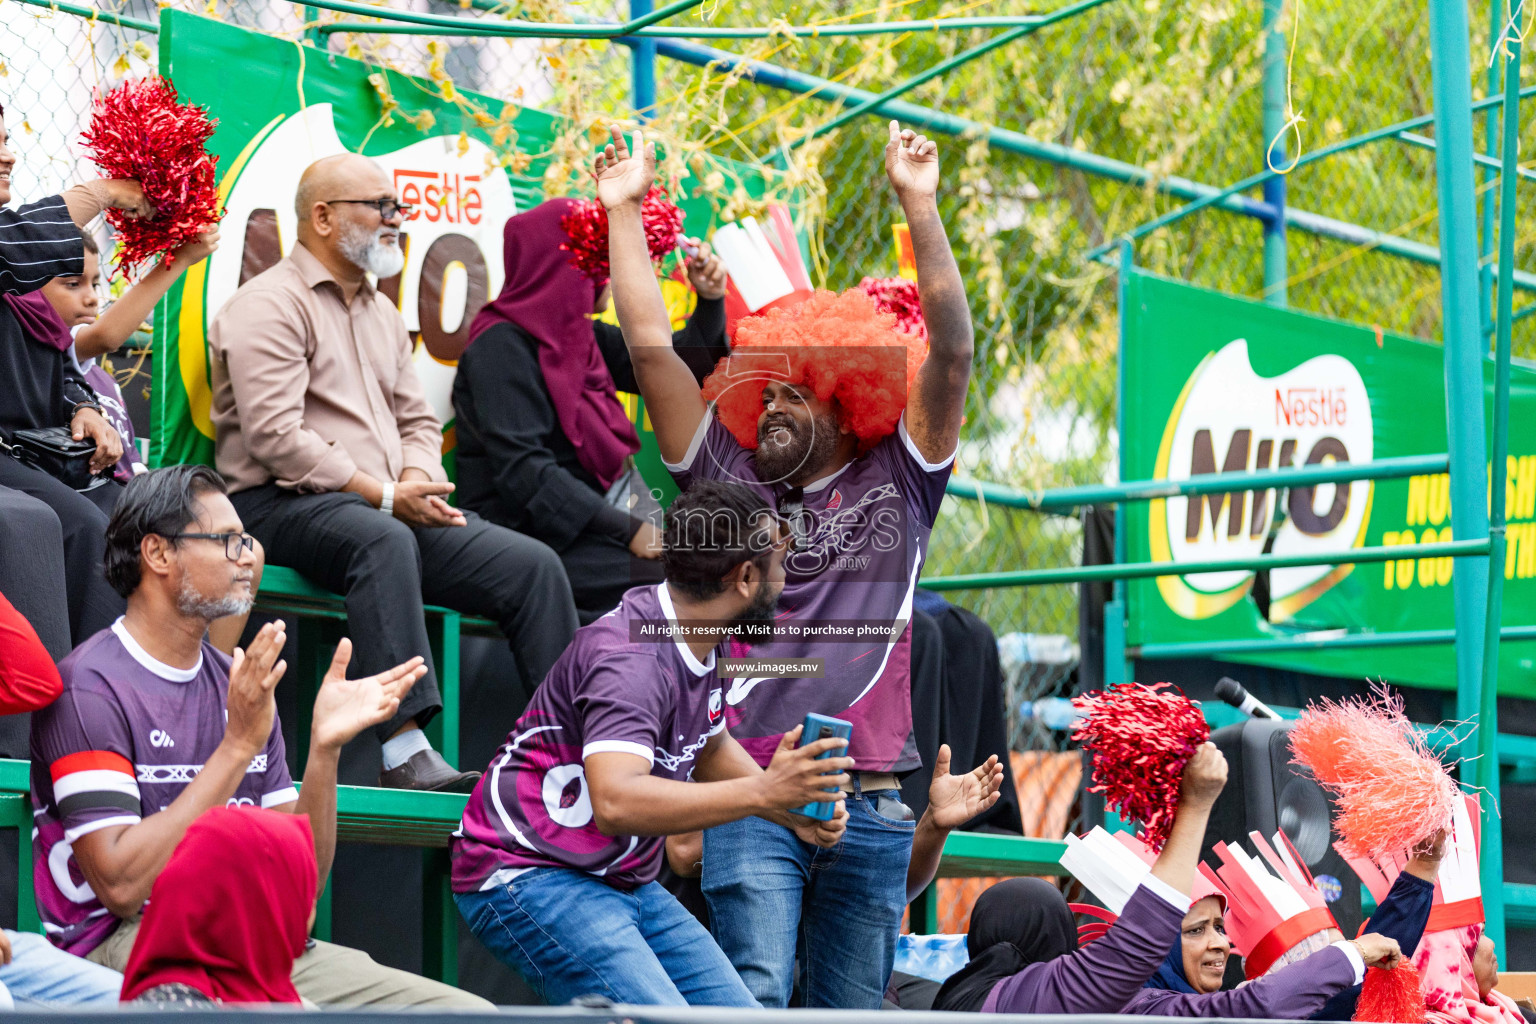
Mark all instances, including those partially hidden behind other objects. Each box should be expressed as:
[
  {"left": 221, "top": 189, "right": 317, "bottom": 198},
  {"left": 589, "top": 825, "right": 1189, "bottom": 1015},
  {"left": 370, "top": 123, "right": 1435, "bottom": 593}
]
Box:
[{"left": 700, "top": 288, "right": 926, "bottom": 451}]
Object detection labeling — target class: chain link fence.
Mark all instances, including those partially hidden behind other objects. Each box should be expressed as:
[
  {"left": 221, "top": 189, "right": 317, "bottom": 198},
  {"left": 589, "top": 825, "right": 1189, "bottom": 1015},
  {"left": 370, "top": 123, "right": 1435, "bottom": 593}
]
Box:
[{"left": 5, "top": 0, "right": 1535, "bottom": 939}]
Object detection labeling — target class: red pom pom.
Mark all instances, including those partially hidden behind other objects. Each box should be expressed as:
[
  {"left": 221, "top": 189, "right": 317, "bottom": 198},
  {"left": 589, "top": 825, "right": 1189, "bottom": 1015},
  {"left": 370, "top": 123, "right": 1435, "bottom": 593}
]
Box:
[
  {"left": 1354, "top": 963, "right": 1428, "bottom": 1023},
  {"left": 80, "top": 76, "right": 221, "bottom": 275},
  {"left": 1072, "top": 682, "right": 1209, "bottom": 851},
  {"left": 560, "top": 186, "right": 683, "bottom": 281},
  {"left": 858, "top": 276, "right": 926, "bottom": 340}
]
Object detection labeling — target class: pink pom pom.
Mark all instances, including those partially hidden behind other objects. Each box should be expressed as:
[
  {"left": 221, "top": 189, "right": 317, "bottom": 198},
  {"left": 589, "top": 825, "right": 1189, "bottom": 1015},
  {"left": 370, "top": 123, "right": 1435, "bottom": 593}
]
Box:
[
  {"left": 560, "top": 186, "right": 683, "bottom": 281},
  {"left": 1289, "top": 686, "right": 1458, "bottom": 859},
  {"left": 80, "top": 76, "right": 221, "bottom": 276},
  {"left": 1072, "top": 682, "right": 1209, "bottom": 851}
]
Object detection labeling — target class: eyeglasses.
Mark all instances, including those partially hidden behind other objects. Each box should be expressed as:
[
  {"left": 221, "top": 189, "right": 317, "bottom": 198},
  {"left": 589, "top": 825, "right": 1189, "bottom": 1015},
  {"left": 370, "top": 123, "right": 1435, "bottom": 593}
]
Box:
[
  {"left": 324, "top": 198, "right": 414, "bottom": 220},
  {"left": 775, "top": 491, "right": 814, "bottom": 550},
  {"left": 166, "top": 532, "right": 257, "bottom": 562}
]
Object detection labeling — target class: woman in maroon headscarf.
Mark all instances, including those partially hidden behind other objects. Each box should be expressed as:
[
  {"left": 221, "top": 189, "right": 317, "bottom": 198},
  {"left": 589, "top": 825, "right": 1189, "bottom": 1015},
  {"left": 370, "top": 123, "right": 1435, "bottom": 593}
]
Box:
[
  {"left": 454, "top": 198, "right": 729, "bottom": 619},
  {"left": 120, "top": 806, "right": 319, "bottom": 1006}
]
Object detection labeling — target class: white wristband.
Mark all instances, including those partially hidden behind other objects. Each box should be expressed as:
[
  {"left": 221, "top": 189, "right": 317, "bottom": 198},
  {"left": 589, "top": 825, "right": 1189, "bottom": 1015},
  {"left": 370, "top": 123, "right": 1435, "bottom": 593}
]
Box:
[{"left": 381, "top": 482, "right": 396, "bottom": 517}]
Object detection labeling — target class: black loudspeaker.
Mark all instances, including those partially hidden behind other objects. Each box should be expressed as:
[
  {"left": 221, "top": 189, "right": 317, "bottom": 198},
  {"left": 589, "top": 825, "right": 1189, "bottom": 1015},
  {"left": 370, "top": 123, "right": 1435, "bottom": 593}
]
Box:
[{"left": 1205, "top": 719, "right": 1363, "bottom": 948}]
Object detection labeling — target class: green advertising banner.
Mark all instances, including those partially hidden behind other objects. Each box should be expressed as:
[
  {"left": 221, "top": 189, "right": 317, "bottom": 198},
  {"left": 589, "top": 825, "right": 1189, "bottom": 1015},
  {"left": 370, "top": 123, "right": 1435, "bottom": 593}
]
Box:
[
  {"left": 152, "top": 11, "right": 763, "bottom": 499},
  {"left": 1122, "top": 268, "right": 1536, "bottom": 698}
]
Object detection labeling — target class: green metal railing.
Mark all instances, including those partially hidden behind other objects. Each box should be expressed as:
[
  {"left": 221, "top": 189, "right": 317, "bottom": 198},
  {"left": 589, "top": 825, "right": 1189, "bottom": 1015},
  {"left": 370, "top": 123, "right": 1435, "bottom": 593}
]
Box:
[
  {"left": 8, "top": 0, "right": 157, "bottom": 31},
  {"left": 921, "top": 538, "right": 1488, "bottom": 591},
  {"left": 781, "top": 0, "right": 1119, "bottom": 152},
  {"left": 944, "top": 452, "right": 1448, "bottom": 515},
  {"left": 318, "top": 14, "right": 1063, "bottom": 39}
]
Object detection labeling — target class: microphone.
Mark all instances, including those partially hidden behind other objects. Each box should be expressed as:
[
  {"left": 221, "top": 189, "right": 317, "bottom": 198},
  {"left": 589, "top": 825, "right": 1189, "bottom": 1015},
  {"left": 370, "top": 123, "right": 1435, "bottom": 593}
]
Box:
[{"left": 1213, "top": 677, "right": 1282, "bottom": 720}]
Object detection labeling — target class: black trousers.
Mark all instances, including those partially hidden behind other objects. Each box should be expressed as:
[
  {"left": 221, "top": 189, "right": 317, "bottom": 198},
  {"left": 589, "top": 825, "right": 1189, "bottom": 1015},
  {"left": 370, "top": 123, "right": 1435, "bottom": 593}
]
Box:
[
  {"left": 230, "top": 485, "right": 579, "bottom": 741},
  {"left": 0, "top": 459, "right": 123, "bottom": 648},
  {"left": 558, "top": 530, "right": 666, "bottom": 621}
]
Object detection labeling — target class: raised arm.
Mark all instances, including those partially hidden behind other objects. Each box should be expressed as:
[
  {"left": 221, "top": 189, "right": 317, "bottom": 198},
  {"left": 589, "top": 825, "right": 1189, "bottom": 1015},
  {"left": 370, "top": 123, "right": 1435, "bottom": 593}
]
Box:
[
  {"left": 596, "top": 126, "right": 710, "bottom": 463},
  {"left": 886, "top": 121, "right": 974, "bottom": 464},
  {"left": 1151, "top": 743, "right": 1227, "bottom": 895},
  {"left": 59, "top": 180, "right": 154, "bottom": 230},
  {"left": 74, "top": 230, "right": 219, "bottom": 360}
]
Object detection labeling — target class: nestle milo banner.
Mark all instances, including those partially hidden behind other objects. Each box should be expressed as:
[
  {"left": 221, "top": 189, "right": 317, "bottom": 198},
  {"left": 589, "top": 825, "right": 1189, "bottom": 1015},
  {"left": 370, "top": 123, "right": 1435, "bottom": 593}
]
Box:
[
  {"left": 152, "top": 11, "right": 758, "bottom": 495},
  {"left": 1122, "top": 268, "right": 1536, "bottom": 697}
]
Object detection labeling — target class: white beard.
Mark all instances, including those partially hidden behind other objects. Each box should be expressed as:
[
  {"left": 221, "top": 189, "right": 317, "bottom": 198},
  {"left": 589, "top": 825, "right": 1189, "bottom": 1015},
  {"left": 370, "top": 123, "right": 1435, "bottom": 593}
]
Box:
[
  {"left": 176, "top": 573, "right": 253, "bottom": 621},
  {"left": 340, "top": 224, "right": 405, "bottom": 279}
]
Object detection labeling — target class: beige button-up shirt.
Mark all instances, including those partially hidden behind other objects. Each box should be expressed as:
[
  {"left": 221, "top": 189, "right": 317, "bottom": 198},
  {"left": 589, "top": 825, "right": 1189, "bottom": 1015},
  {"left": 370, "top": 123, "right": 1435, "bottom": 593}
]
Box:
[{"left": 208, "top": 243, "right": 447, "bottom": 493}]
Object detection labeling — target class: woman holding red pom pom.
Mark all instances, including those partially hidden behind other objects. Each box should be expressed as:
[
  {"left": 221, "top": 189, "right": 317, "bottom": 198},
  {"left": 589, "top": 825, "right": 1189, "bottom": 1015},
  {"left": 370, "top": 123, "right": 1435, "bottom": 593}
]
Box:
[
  {"left": 933, "top": 743, "right": 1244, "bottom": 1013},
  {"left": 0, "top": 101, "right": 155, "bottom": 647},
  {"left": 453, "top": 198, "right": 730, "bottom": 619}
]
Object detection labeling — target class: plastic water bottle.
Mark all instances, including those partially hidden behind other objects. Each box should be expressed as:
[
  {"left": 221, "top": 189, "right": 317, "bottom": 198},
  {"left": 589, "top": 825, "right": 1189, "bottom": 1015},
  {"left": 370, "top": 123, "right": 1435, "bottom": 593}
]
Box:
[
  {"left": 1018, "top": 697, "right": 1084, "bottom": 731},
  {"left": 894, "top": 933, "right": 970, "bottom": 983}
]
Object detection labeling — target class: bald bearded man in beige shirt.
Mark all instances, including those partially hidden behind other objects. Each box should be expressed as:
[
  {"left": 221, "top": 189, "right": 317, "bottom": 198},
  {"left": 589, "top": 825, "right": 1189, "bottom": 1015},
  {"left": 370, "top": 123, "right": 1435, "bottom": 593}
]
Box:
[{"left": 208, "top": 154, "right": 578, "bottom": 791}]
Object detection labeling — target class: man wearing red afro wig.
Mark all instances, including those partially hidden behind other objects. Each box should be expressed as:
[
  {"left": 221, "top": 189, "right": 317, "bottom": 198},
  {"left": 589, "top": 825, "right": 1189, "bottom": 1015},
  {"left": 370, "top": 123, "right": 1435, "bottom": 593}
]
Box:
[{"left": 599, "top": 120, "right": 973, "bottom": 1010}]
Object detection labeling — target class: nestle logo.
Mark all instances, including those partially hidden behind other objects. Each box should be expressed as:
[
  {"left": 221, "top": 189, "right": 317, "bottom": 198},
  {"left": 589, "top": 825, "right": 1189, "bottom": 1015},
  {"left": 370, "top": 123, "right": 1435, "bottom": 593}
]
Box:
[
  {"left": 393, "top": 169, "right": 483, "bottom": 225},
  {"left": 1275, "top": 387, "right": 1347, "bottom": 428}
]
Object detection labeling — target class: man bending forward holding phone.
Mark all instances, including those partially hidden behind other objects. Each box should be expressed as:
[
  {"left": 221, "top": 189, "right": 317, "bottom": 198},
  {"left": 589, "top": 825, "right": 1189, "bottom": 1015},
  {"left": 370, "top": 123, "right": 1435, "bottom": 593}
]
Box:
[
  {"left": 451, "top": 481, "right": 854, "bottom": 1007},
  {"left": 597, "top": 122, "right": 974, "bottom": 1008}
]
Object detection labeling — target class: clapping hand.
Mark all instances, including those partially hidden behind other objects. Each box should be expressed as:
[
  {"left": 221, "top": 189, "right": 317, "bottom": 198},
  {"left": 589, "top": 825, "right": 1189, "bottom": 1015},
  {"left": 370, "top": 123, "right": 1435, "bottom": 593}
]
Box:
[
  {"left": 226, "top": 621, "right": 287, "bottom": 756},
  {"left": 309, "top": 639, "right": 425, "bottom": 753}
]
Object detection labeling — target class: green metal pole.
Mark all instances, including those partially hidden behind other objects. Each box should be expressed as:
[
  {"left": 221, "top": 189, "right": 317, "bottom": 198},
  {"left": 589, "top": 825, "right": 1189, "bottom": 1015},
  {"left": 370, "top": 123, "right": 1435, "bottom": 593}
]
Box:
[
  {"left": 1479, "top": 0, "right": 1504, "bottom": 337},
  {"left": 1426, "top": 0, "right": 1492, "bottom": 760},
  {"left": 1106, "top": 240, "right": 1134, "bottom": 687},
  {"left": 1261, "top": 0, "right": 1288, "bottom": 305},
  {"left": 1479, "top": 16, "right": 1521, "bottom": 955}
]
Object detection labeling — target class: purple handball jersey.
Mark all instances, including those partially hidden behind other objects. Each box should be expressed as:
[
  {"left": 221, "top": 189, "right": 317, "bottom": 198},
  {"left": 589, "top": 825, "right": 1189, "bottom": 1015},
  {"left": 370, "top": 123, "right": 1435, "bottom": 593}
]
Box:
[
  {"left": 666, "top": 411, "right": 953, "bottom": 773},
  {"left": 30, "top": 620, "right": 296, "bottom": 956},
  {"left": 452, "top": 584, "right": 725, "bottom": 893}
]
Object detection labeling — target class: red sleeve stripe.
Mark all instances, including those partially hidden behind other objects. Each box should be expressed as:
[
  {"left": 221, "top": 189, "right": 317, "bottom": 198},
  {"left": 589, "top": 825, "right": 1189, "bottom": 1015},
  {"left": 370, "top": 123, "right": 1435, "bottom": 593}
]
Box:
[{"left": 49, "top": 750, "right": 134, "bottom": 782}]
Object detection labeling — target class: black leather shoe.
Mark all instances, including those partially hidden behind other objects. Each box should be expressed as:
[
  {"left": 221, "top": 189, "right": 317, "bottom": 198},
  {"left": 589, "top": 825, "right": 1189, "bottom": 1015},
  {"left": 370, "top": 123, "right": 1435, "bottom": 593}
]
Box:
[{"left": 379, "top": 749, "right": 481, "bottom": 793}]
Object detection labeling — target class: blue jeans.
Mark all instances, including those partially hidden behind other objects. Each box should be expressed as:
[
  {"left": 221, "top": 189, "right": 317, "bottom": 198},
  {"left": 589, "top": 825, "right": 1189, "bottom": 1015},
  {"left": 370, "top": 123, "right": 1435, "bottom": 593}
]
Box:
[
  {"left": 701, "top": 789, "right": 914, "bottom": 1008},
  {"left": 0, "top": 931, "right": 122, "bottom": 1008},
  {"left": 456, "top": 868, "right": 757, "bottom": 1008}
]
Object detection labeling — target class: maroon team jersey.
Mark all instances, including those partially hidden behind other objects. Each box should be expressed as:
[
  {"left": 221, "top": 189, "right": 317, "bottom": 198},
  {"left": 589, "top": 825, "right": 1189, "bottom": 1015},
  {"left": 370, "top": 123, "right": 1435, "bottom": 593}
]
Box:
[
  {"left": 665, "top": 410, "right": 953, "bottom": 773},
  {"left": 452, "top": 584, "right": 725, "bottom": 893},
  {"left": 31, "top": 621, "right": 295, "bottom": 956}
]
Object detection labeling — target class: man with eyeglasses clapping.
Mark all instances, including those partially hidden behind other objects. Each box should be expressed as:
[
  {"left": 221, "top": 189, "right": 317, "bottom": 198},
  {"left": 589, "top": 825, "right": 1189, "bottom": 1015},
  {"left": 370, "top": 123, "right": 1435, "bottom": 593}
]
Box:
[
  {"left": 30, "top": 465, "right": 492, "bottom": 1007},
  {"left": 206, "top": 154, "right": 578, "bottom": 793}
]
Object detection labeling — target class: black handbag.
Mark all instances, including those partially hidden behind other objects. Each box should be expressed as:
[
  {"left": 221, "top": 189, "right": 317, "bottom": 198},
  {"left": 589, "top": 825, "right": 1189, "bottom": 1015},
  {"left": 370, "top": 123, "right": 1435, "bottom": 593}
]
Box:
[{"left": 2, "top": 426, "right": 108, "bottom": 492}]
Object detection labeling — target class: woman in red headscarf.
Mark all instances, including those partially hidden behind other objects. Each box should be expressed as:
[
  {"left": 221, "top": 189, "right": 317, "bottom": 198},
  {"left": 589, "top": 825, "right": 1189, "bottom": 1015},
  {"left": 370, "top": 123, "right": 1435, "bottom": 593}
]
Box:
[
  {"left": 452, "top": 199, "right": 729, "bottom": 619},
  {"left": 119, "top": 806, "right": 318, "bottom": 1006}
]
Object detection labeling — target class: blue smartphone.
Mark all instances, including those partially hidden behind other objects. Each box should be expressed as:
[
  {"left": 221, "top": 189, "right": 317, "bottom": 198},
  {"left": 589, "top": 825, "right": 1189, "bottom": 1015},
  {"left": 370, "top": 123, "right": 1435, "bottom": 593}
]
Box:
[{"left": 793, "top": 713, "right": 852, "bottom": 820}]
